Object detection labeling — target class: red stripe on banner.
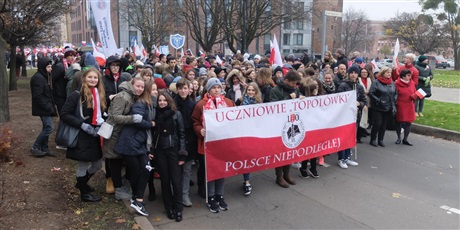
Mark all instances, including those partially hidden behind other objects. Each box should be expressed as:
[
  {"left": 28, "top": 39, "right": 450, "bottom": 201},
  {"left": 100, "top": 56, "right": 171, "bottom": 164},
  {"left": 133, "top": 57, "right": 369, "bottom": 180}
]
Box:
[{"left": 205, "top": 123, "right": 356, "bottom": 181}]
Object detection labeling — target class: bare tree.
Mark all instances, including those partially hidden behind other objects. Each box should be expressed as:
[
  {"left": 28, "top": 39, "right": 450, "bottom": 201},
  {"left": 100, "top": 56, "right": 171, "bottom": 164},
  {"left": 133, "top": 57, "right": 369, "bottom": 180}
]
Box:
[
  {"left": 222, "top": 0, "right": 310, "bottom": 53},
  {"left": 180, "top": 0, "right": 225, "bottom": 53},
  {"left": 120, "top": 0, "right": 178, "bottom": 51},
  {"left": 341, "top": 8, "right": 374, "bottom": 56},
  {"left": 422, "top": 0, "right": 460, "bottom": 70},
  {"left": 0, "top": 0, "right": 10, "bottom": 123},
  {"left": 0, "top": 0, "right": 72, "bottom": 90},
  {"left": 384, "top": 12, "right": 443, "bottom": 55}
]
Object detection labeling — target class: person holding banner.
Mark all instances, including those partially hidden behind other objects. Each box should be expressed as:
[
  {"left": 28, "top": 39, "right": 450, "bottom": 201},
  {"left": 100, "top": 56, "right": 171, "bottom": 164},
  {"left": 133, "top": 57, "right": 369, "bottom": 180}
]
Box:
[
  {"left": 336, "top": 65, "right": 366, "bottom": 168},
  {"left": 235, "top": 82, "right": 263, "bottom": 195},
  {"left": 269, "top": 70, "right": 302, "bottom": 188},
  {"left": 394, "top": 69, "right": 417, "bottom": 146},
  {"left": 414, "top": 56, "right": 433, "bottom": 117},
  {"left": 192, "top": 78, "right": 236, "bottom": 213},
  {"left": 369, "top": 66, "right": 397, "bottom": 147}
]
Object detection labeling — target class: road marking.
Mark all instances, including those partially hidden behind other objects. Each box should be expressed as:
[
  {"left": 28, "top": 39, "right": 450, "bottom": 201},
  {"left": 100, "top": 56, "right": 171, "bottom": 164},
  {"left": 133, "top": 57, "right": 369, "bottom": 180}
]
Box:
[{"left": 440, "top": 205, "right": 460, "bottom": 215}]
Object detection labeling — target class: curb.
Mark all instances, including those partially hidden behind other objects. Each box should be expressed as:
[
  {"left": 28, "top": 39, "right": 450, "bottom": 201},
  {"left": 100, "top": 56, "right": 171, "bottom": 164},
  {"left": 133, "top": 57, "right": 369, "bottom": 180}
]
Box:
[
  {"left": 411, "top": 123, "right": 460, "bottom": 142},
  {"left": 122, "top": 200, "right": 155, "bottom": 230}
]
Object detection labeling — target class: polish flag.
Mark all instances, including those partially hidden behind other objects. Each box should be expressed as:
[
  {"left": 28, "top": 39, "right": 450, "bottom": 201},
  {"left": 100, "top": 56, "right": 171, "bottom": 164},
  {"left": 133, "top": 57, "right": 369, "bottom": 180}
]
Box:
[
  {"left": 133, "top": 39, "right": 142, "bottom": 58},
  {"left": 153, "top": 45, "right": 160, "bottom": 56},
  {"left": 203, "top": 91, "right": 357, "bottom": 181},
  {"left": 91, "top": 38, "right": 106, "bottom": 67},
  {"left": 393, "top": 38, "right": 400, "bottom": 69},
  {"left": 415, "top": 88, "right": 427, "bottom": 99},
  {"left": 199, "top": 50, "right": 205, "bottom": 58},
  {"left": 270, "top": 35, "right": 283, "bottom": 67},
  {"left": 370, "top": 59, "right": 380, "bottom": 73},
  {"left": 216, "top": 55, "right": 223, "bottom": 65}
]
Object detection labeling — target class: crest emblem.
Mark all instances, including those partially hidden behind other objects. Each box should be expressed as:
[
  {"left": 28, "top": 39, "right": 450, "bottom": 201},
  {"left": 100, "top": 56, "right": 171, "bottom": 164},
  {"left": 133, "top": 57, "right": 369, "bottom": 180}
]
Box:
[
  {"left": 281, "top": 113, "right": 305, "bottom": 149},
  {"left": 170, "top": 34, "right": 185, "bottom": 50}
]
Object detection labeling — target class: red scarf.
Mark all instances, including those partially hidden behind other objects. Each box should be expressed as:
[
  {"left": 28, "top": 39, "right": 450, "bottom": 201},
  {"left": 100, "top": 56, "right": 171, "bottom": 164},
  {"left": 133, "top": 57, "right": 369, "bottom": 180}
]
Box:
[
  {"left": 361, "top": 77, "right": 368, "bottom": 88},
  {"left": 202, "top": 93, "right": 228, "bottom": 128},
  {"left": 91, "top": 87, "right": 98, "bottom": 125},
  {"left": 113, "top": 73, "right": 120, "bottom": 82},
  {"left": 377, "top": 75, "right": 393, "bottom": 85}
]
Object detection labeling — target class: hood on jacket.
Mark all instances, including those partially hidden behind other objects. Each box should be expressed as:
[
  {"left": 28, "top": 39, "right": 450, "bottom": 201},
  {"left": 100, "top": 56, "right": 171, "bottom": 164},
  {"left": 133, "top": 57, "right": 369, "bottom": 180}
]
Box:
[
  {"left": 120, "top": 57, "right": 130, "bottom": 71},
  {"left": 83, "top": 52, "right": 98, "bottom": 69},
  {"left": 118, "top": 81, "right": 135, "bottom": 95},
  {"left": 37, "top": 57, "right": 52, "bottom": 77},
  {"left": 106, "top": 56, "right": 122, "bottom": 73}
]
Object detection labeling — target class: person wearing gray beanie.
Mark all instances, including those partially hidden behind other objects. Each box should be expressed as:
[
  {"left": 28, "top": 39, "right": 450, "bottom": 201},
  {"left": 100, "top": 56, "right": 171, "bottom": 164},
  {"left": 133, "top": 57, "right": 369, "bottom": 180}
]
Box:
[{"left": 206, "top": 78, "right": 222, "bottom": 92}]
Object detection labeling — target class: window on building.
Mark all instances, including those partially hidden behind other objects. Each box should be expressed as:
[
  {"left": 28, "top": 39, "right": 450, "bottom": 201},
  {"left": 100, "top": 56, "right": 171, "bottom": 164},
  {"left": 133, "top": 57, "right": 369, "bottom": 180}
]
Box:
[
  {"left": 283, "top": 33, "right": 291, "bottom": 45},
  {"left": 284, "top": 20, "right": 291, "bottom": 30},
  {"left": 294, "top": 33, "right": 303, "bottom": 45},
  {"left": 283, "top": 49, "right": 290, "bottom": 54},
  {"left": 264, "top": 34, "right": 271, "bottom": 53}
]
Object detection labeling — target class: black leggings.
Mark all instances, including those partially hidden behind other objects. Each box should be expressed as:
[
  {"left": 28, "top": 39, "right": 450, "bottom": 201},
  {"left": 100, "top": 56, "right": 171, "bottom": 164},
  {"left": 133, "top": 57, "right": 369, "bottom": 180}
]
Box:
[
  {"left": 123, "top": 154, "right": 150, "bottom": 199},
  {"left": 371, "top": 110, "right": 392, "bottom": 141},
  {"left": 197, "top": 154, "right": 205, "bottom": 189},
  {"left": 156, "top": 147, "right": 183, "bottom": 212},
  {"left": 106, "top": 158, "right": 124, "bottom": 188},
  {"left": 395, "top": 122, "right": 412, "bottom": 141}
]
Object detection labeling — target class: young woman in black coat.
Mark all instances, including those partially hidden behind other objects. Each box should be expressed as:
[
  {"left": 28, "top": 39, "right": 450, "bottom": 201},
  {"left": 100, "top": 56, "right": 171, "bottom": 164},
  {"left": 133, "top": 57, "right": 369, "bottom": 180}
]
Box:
[
  {"left": 60, "top": 68, "right": 107, "bottom": 202},
  {"left": 154, "top": 90, "right": 188, "bottom": 222}
]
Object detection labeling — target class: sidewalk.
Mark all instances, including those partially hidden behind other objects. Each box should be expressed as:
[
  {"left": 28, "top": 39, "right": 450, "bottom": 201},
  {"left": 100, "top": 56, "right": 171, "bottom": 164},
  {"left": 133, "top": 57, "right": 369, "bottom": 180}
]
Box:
[{"left": 427, "top": 87, "right": 460, "bottom": 104}]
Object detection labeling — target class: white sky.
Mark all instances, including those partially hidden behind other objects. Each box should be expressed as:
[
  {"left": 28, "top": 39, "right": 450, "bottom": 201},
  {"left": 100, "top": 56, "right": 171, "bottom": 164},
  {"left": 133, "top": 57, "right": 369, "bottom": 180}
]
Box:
[{"left": 343, "top": 0, "right": 423, "bottom": 20}]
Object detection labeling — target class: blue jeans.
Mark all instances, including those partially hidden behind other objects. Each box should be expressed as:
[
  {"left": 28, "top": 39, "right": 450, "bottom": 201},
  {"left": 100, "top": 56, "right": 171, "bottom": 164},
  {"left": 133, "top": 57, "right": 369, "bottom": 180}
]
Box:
[
  {"left": 337, "top": 148, "right": 351, "bottom": 161},
  {"left": 243, "top": 173, "right": 250, "bottom": 182},
  {"left": 415, "top": 98, "right": 425, "bottom": 113},
  {"left": 32, "top": 116, "right": 54, "bottom": 152}
]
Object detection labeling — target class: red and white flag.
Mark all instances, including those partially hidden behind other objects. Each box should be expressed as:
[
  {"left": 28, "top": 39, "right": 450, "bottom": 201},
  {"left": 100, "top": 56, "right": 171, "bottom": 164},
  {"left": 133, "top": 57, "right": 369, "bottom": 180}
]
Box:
[
  {"left": 370, "top": 59, "right": 380, "bottom": 73},
  {"left": 203, "top": 91, "right": 357, "bottom": 181},
  {"left": 133, "top": 39, "right": 142, "bottom": 58},
  {"left": 393, "top": 38, "right": 401, "bottom": 69},
  {"left": 270, "top": 35, "right": 283, "bottom": 67},
  {"left": 199, "top": 50, "right": 205, "bottom": 58},
  {"left": 91, "top": 38, "right": 106, "bottom": 67},
  {"left": 153, "top": 45, "right": 160, "bottom": 56}
]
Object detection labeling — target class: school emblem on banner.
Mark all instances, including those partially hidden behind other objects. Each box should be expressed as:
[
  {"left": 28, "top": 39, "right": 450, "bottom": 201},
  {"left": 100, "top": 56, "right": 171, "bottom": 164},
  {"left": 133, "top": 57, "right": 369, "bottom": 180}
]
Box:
[
  {"left": 170, "top": 34, "right": 185, "bottom": 50},
  {"left": 281, "top": 113, "right": 305, "bottom": 148}
]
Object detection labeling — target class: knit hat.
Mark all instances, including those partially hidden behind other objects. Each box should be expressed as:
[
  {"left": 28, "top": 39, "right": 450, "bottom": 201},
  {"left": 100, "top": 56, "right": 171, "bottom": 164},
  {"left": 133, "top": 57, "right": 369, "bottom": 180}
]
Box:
[
  {"left": 254, "top": 54, "right": 261, "bottom": 60},
  {"left": 355, "top": 57, "right": 363, "bottom": 63},
  {"left": 83, "top": 52, "right": 98, "bottom": 68},
  {"left": 348, "top": 64, "right": 360, "bottom": 74},
  {"left": 154, "top": 78, "right": 167, "bottom": 89},
  {"left": 418, "top": 55, "right": 427, "bottom": 62},
  {"left": 64, "top": 48, "right": 76, "bottom": 58},
  {"left": 199, "top": 67, "right": 207, "bottom": 76},
  {"left": 206, "top": 78, "right": 222, "bottom": 92}
]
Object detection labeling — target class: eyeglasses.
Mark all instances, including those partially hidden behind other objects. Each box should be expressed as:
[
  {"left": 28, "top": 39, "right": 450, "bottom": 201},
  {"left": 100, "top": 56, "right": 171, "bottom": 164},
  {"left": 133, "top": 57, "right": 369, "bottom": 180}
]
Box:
[{"left": 110, "top": 65, "right": 120, "bottom": 68}]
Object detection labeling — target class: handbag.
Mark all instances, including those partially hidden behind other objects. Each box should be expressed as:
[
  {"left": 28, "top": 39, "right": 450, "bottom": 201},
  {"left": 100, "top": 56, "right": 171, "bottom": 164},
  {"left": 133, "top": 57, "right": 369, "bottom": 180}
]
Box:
[
  {"left": 55, "top": 97, "right": 83, "bottom": 148},
  {"left": 97, "top": 121, "right": 114, "bottom": 139}
]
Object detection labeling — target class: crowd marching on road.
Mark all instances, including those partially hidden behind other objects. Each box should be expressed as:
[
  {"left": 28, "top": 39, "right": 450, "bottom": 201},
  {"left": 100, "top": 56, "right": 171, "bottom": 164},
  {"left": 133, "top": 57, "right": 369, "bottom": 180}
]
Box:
[{"left": 27, "top": 45, "right": 433, "bottom": 221}]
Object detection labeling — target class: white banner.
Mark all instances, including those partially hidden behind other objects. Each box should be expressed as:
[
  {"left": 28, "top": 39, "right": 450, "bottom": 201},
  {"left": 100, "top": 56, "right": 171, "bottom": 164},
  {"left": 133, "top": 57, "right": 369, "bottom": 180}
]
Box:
[{"left": 89, "top": 0, "right": 118, "bottom": 57}]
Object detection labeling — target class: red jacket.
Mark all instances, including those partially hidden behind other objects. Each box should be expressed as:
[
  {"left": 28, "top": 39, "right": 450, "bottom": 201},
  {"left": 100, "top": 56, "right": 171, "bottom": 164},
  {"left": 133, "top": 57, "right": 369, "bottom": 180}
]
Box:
[
  {"left": 392, "top": 63, "right": 419, "bottom": 86},
  {"left": 395, "top": 79, "right": 416, "bottom": 123}
]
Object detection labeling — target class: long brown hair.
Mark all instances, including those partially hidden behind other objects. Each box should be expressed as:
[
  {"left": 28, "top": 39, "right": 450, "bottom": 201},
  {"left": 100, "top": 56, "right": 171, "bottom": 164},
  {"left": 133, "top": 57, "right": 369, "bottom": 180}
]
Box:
[
  {"left": 256, "top": 67, "right": 274, "bottom": 87},
  {"left": 131, "top": 76, "right": 152, "bottom": 106},
  {"left": 240, "top": 82, "right": 263, "bottom": 104},
  {"left": 157, "top": 90, "right": 177, "bottom": 111},
  {"left": 80, "top": 68, "right": 107, "bottom": 111}
]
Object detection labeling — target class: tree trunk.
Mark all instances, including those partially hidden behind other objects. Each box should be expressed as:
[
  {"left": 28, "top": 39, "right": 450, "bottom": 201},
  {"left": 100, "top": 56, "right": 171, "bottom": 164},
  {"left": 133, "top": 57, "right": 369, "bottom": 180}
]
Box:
[
  {"left": 20, "top": 45, "right": 27, "bottom": 77},
  {"left": 8, "top": 45, "right": 17, "bottom": 91},
  {"left": 0, "top": 37, "right": 10, "bottom": 123}
]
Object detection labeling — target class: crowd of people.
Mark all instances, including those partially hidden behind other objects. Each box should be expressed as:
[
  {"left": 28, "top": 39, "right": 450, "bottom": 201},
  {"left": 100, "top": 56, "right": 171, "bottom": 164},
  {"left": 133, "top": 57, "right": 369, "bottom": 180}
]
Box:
[{"left": 29, "top": 46, "right": 430, "bottom": 219}]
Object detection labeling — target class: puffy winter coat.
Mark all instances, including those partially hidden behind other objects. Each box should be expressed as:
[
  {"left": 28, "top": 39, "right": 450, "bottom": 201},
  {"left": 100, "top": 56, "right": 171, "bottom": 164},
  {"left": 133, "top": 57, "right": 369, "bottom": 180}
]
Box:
[
  {"left": 414, "top": 63, "right": 433, "bottom": 97},
  {"left": 395, "top": 79, "right": 416, "bottom": 123},
  {"left": 269, "top": 80, "right": 301, "bottom": 102},
  {"left": 154, "top": 109, "right": 188, "bottom": 162},
  {"left": 30, "top": 57, "right": 57, "bottom": 117},
  {"left": 103, "top": 82, "right": 138, "bottom": 159},
  {"left": 174, "top": 95, "right": 198, "bottom": 162},
  {"left": 61, "top": 91, "right": 103, "bottom": 162},
  {"left": 337, "top": 80, "right": 367, "bottom": 121},
  {"left": 115, "top": 100, "right": 154, "bottom": 156},
  {"left": 369, "top": 79, "right": 397, "bottom": 113}
]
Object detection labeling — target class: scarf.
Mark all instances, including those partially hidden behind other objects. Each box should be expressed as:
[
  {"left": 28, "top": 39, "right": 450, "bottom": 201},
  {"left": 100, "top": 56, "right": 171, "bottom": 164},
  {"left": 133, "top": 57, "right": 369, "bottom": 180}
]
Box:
[
  {"left": 242, "top": 94, "right": 255, "bottom": 105},
  {"left": 63, "top": 59, "right": 69, "bottom": 73},
  {"left": 233, "top": 84, "right": 242, "bottom": 101},
  {"left": 113, "top": 73, "right": 120, "bottom": 82},
  {"left": 204, "top": 93, "right": 228, "bottom": 110},
  {"left": 361, "top": 77, "right": 369, "bottom": 88},
  {"left": 155, "top": 106, "right": 176, "bottom": 135},
  {"left": 91, "top": 87, "right": 103, "bottom": 125},
  {"left": 321, "top": 81, "right": 335, "bottom": 94},
  {"left": 377, "top": 75, "right": 393, "bottom": 85},
  {"left": 400, "top": 78, "right": 410, "bottom": 84}
]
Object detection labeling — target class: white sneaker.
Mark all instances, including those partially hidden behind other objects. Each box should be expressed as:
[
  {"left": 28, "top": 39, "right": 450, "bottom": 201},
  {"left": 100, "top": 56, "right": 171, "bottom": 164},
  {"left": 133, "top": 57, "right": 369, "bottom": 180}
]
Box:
[
  {"left": 338, "top": 160, "right": 348, "bottom": 169},
  {"left": 291, "top": 162, "right": 301, "bottom": 169},
  {"left": 56, "top": 145, "right": 67, "bottom": 150},
  {"left": 345, "top": 159, "right": 359, "bottom": 166}
]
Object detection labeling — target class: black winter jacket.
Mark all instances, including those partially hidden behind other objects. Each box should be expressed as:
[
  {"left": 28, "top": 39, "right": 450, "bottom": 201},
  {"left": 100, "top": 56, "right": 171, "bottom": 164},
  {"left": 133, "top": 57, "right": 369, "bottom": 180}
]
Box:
[
  {"left": 51, "top": 60, "right": 69, "bottom": 99},
  {"left": 60, "top": 91, "right": 103, "bottom": 162},
  {"left": 369, "top": 80, "right": 397, "bottom": 113},
  {"left": 154, "top": 109, "right": 188, "bottom": 162},
  {"left": 30, "top": 58, "right": 57, "bottom": 117},
  {"left": 174, "top": 95, "right": 198, "bottom": 162},
  {"left": 337, "top": 80, "right": 367, "bottom": 120}
]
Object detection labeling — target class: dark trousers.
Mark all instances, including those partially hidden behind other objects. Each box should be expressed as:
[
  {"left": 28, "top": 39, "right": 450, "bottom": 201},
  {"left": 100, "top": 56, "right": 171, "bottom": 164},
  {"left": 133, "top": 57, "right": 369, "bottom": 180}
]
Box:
[
  {"left": 156, "top": 147, "right": 183, "bottom": 212},
  {"left": 371, "top": 110, "right": 392, "bottom": 141},
  {"left": 123, "top": 154, "right": 150, "bottom": 199},
  {"left": 107, "top": 158, "right": 123, "bottom": 188},
  {"left": 395, "top": 122, "right": 412, "bottom": 141},
  {"left": 300, "top": 158, "right": 317, "bottom": 171},
  {"left": 197, "top": 154, "right": 205, "bottom": 189},
  {"left": 54, "top": 97, "right": 66, "bottom": 115}
]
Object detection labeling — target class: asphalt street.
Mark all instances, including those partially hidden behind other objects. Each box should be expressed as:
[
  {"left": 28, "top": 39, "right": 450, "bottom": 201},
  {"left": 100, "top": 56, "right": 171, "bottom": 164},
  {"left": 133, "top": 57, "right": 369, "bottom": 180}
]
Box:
[
  {"left": 140, "top": 131, "right": 459, "bottom": 229},
  {"left": 428, "top": 87, "right": 460, "bottom": 104}
]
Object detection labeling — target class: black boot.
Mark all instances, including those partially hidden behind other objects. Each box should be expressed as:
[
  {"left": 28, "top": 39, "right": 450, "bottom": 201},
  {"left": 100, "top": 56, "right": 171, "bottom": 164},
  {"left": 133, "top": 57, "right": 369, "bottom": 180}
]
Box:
[
  {"left": 76, "top": 176, "right": 101, "bottom": 202},
  {"left": 370, "top": 140, "right": 378, "bottom": 147},
  {"left": 75, "top": 172, "right": 95, "bottom": 192}
]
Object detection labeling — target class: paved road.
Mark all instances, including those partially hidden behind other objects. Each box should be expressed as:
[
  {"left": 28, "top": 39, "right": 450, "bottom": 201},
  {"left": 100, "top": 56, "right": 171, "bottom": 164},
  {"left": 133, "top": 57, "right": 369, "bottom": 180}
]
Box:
[
  {"left": 428, "top": 87, "right": 460, "bottom": 104},
  {"left": 141, "top": 132, "right": 459, "bottom": 229}
]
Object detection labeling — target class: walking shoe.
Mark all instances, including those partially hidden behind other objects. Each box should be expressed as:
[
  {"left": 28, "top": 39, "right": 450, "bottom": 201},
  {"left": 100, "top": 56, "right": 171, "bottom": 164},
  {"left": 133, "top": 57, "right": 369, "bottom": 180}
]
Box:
[
  {"left": 345, "top": 159, "right": 359, "bottom": 166},
  {"left": 370, "top": 140, "right": 378, "bottom": 147},
  {"left": 55, "top": 145, "right": 67, "bottom": 150},
  {"left": 115, "top": 186, "right": 132, "bottom": 200},
  {"left": 403, "top": 140, "right": 413, "bottom": 146},
  {"left": 44, "top": 151, "right": 57, "bottom": 157},
  {"left": 418, "top": 113, "right": 424, "bottom": 117},
  {"left": 307, "top": 168, "right": 319, "bottom": 178},
  {"left": 395, "top": 139, "right": 401, "bottom": 144},
  {"left": 183, "top": 196, "right": 193, "bottom": 207},
  {"left": 130, "top": 200, "right": 149, "bottom": 216},
  {"left": 299, "top": 168, "right": 310, "bottom": 178},
  {"left": 207, "top": 196, "right": 219, "bottom": 213},
  {"left": 338, "top": 160, "right": 348, "bottom": 169},
  {"left": 291, "top": 162, "right": 301, "bottom": 169},
  {"left": 30, "top": 148, "right": 46, "bottom": 157},
  {"left": 243, "top": 183, "right": 252, "bottom": 196},
  {"left": 378, "top": 141, "right": 385, "bottom": 147},
  {"left": 318, "top": 156, "right": 324, "bottom": 166},
  {"left": 106, "top": 178, "right": 115, "bottom": 194},
  {"left": 216, "top": 195, "right": 228, "bottom": 211}
]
